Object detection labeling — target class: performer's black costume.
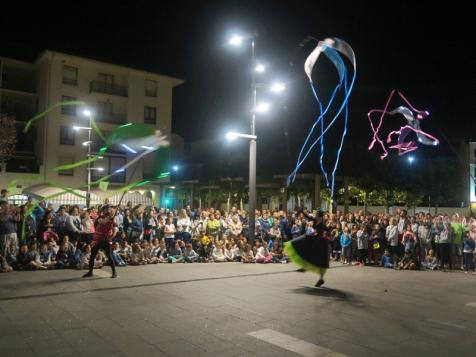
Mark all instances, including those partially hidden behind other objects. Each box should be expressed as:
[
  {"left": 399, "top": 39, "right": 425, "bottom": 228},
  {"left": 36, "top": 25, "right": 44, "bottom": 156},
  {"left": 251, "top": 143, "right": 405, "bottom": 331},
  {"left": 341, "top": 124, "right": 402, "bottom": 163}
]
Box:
[{"left": 284, "top": 211, "right": 330, "bottom": 286}]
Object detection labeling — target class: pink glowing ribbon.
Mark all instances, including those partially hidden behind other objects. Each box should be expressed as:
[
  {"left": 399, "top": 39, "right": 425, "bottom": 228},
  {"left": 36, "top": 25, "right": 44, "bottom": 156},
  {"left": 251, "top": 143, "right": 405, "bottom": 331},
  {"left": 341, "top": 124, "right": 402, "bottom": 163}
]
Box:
[{"left": 368, "top": 90, "right": 439, "bottom": 159}]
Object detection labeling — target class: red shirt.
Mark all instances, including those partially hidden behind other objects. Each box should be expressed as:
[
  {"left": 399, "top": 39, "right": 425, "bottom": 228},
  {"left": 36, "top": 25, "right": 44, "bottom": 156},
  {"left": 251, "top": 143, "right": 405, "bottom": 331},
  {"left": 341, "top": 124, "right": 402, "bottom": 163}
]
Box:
[{"left": 91, "top": 218, "right": 115, "bottom": 246}]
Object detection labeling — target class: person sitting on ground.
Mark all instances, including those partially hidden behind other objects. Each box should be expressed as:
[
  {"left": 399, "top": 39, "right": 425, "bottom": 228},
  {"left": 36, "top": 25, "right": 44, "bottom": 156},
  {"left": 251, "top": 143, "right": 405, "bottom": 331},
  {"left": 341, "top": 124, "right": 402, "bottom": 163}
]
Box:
[
  {"left": 79, "top": 244, "right": 104, "bottom": 270},
  {"left": 398, "top": 249, "right": 417, "bottom": 270},
  {"left": 55, "top": 242, "right": 75, "bottom": 269},
  {"left": 130, "top": 243, "right": 147, "bottom": 265},
  {"left": 112, "top": 242, "right": 127, "bottom": 266},
  {"left": 242, "top": 244, "right": 255, "bottom": 263},
  {"left": 17, "top": 244, "right": 47, "bottom": 270},
  {"left": 271, "top": 238, "right": 288, "bottom": 263},
  {"left": 39, "top": 242, "right": 56, "bottom": 269},
  {"left": 5, "top": 243, "right": 18, "bottom": 269},
  {"left": 255, "top": 240, "right": 273, "bottom": 264},
  {"left": 232, "top": 240, "right": 243, "bottom": 262},
  {"left": 198, "top": 240, "right": 212, "bottom": 263},
  {"left": 183, "top": 243, "right": 199, "bottom": 263},
  {"left": 0, "top": 254, "right": 13, "bottom": 273},
  {"left": 142, "top": 241, "right": 159, "bottom": 264},
  {"left": 380, "top": 249, "right": 394, "bottom": 268},
  {"left": 224, "top": 242, "right": 235, "bottom": 262},
  {"left": 156, "top": 240, "right": 168, "bottom": 263},
  {"left": 421, "top": 249, "right": 439, "bottom": 270},
  {"left": 168, "top": 241, "right": 184, "bottom": 263},
  {"left": 212, "top": 242, "right": 226, "bottom": 262}
]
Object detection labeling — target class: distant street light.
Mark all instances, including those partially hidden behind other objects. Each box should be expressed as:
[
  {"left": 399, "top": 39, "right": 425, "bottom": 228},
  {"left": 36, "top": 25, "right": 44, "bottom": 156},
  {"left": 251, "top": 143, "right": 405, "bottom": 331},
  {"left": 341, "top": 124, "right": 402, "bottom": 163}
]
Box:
[
  {"left": 255, "top": 64, "right": 265, "bottom": 73},
  {"left": 255, "top": 102, "right": 270, "bottom": 113},
  {"left": 270, "top": 82, "right": 286, "bottom": 93},
  {"left": 408, "top": 156, "right": 415, "bottom": 164},
  {"left": 226, "top": 132, "right": 257, "bottom": 141},
  {"left": 229, "top": 35, "right": 243, "bottom": 46}
]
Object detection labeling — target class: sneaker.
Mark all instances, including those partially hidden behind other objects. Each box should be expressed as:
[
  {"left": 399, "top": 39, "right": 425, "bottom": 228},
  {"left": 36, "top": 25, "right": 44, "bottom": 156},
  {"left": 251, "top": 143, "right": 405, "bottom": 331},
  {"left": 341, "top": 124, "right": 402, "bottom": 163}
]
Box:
[
  {"left": 111, "top": 273, "right": 118, "bottom": 278},
  {"left": 315, "top": 279, "right": 325, "bottom": 287},
  {"left": 82, "top": 272, "right": 93, "bottom": 278},
  {"left": 296, "top": 268, "right": 306, "bottom": 272}
]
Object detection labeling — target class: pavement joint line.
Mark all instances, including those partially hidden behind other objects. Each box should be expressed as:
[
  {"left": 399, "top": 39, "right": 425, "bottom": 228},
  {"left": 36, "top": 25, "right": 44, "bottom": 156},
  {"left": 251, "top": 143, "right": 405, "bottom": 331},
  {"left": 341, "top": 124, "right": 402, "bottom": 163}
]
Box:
[
  {"left": 248, "top": 328, "right": 347, "bottom": 357},
  {"left": 425, "top": 319, "right": 466, "bottom": 329},
  {"left": 465, "top": 302, "right": 476, "bottom": 308},
  {"left": 0, "top": 269, "right": 299, "bottom": 302}
]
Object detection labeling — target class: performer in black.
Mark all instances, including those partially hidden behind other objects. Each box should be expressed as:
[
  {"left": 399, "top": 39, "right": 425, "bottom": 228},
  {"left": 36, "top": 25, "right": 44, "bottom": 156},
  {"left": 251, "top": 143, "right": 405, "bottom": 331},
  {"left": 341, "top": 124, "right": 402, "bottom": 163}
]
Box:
[
  {"left": 82, "top": 205, "right": 117, "bottom": 278},
  {"left": 284, "top": 209, "right": 330, "bottom": 287}
]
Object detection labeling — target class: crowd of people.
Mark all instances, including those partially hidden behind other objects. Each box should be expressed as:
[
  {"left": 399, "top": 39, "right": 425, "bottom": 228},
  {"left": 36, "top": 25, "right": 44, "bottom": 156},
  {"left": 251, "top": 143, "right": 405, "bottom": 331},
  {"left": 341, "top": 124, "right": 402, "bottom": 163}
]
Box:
[{"left": 1, "top": 187, "right": 476, "bottom": 275}]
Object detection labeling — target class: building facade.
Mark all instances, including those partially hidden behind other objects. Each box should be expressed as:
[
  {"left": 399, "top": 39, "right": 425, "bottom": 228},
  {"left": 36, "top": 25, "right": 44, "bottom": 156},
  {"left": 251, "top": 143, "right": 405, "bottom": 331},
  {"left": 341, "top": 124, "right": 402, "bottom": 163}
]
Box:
[
  {"left": 0, "top": 51, "right": 183, "bottom": 206},
  {"left": 469, "top": 141, "right": 476, "bottom": 213}
]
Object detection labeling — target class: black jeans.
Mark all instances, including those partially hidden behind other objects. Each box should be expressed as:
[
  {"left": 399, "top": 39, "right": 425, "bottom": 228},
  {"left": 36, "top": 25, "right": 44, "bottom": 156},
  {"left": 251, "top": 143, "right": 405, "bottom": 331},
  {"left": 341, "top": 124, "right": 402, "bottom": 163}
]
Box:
[
  {"left": 438, "top": 243, "right": 452, "bottom": 269},
  {"left": 463, "top": 252, "right": 474, "bottom": 272},
  {"left": 88, "top": 240, "right": 116, "bottom": 275}
]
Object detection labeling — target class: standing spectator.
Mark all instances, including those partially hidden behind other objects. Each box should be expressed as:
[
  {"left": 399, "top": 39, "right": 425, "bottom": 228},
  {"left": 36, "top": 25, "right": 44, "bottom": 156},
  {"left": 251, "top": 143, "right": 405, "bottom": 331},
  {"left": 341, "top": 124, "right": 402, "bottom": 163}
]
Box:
[
  {"left": 463, "top": 231, "right": 475, "bottom": 274},
  {"left": 386, "top": 218, "right": 399, "bottom": 258},
  {"left": 450, "top": 214, "right": 465, "bottom": 270},
  {"left": 176, "top": 209, "right": 192, "bottom": 243},
  {"left": 164, "top": 217, "right": 176, "bottom": 251},
  {"left": 66, "top": 207, "right": 83, "bottom": 243},
  {"left": 356, "top": 224, "right": 369, "bottom": 266},
  {"left": 0, "top": 201, "right": 20, "bottom": 257}
]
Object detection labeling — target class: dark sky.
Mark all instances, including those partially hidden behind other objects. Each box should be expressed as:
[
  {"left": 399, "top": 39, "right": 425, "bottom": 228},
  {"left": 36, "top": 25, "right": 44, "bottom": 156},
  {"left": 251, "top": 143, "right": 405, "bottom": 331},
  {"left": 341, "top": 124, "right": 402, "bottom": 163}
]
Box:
[{"left": 1, "top": 1, "right": 474, "bottom": 177}]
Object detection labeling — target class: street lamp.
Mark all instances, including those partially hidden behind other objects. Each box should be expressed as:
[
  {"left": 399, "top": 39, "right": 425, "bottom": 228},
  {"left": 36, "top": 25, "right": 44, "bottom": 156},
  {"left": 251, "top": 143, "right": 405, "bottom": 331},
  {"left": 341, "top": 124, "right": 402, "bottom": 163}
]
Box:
[
  {"left": 270, "top": 82, "right": 286, "bottom": 93},
  {"left": 254, "top": 64, "right": 265, "bottom": 73},
  {"left": 226, "top": 32, "right": 286, "bottom": 243},
  {"left": 77, "top": 109, "right": 94, "bottom": 207}
]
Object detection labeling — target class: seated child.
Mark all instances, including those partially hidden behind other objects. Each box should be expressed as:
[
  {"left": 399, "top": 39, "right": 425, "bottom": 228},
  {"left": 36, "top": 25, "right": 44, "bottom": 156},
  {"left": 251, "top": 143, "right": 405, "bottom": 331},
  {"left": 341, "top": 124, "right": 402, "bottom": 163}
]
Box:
[
  {"left": 212, "top": 242, "right": 226, "bottom": 262},
  {"left": 398, "top": 249, "right": 417, "bottom": 270},
  {"left": 421, "top": 249, "right": 438, "bottom": 270},
  {"left": 379, "top": 249, "right": 394, "bottom": 268},
  {"left": 183, "top": 243, "right": 199, "bottom": 263},
  {"left": 168, "top": 241, "right": 184, "bottom": 263}
]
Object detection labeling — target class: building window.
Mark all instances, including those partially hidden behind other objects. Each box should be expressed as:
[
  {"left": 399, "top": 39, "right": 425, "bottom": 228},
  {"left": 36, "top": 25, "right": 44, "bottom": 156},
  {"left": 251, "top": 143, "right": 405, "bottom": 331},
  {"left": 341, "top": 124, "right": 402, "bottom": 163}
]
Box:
[
  {"left": 60, "top": 125, "right": 75, "bottom": 145},
  {"left": 98, "top": 101, "right": 113, "bottom": 117},
  {"left": 145, "top": 79, "right": 157, "bottom": 97},
  {"left": 58, "top": 156, "right": 74, "bottom": 176},
  {"left": 92, "top": 156, "right": 126, "bottom": 183},
  {"left": 62, "top": 65, "right": 78, "bottom": 85},
  {"left": 144, "top": 106, "right": 156, "bottom": 124},
  {"left": 98, "top": 73, "right": 114, "bottom": 87},
  {"left": 61, "top": 95, "right": 77, "bottom": 115}
]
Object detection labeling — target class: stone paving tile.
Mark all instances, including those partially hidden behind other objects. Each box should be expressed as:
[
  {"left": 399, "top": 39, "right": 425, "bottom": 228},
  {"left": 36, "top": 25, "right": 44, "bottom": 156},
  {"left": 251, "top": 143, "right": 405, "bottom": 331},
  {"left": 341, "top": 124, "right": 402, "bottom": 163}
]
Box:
[{"left": 155, "top": 338, "right": 209, "bottom": 356}]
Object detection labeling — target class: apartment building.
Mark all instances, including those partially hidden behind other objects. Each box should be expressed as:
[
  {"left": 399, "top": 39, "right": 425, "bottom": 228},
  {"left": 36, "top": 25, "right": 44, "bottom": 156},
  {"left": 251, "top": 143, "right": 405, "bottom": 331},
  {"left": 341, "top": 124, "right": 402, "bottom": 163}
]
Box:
[
  {"left": 468, "top": 142, "right": 476, "bottom": 214},
  {"left": 0, "top": 50, "right": 183, "bottom": 206}
]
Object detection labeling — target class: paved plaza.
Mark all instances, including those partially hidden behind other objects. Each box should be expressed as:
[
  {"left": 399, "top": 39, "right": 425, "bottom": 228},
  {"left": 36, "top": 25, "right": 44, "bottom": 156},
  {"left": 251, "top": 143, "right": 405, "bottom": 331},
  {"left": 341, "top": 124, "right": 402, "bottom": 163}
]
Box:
[{"left": 1, "top": 263, "right": 475, "bottom": 356}]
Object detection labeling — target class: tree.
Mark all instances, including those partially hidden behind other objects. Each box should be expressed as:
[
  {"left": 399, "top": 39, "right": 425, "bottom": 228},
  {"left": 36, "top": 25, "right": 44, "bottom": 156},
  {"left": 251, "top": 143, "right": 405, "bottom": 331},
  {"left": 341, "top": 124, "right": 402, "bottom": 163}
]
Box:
[{"left": 0, "top": 115, "right": 17, "bottom": 171}]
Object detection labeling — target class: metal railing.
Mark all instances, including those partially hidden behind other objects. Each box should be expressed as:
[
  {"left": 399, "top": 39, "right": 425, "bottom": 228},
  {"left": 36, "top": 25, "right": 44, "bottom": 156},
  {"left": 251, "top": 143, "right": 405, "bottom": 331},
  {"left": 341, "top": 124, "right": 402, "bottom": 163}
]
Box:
[
  {"left": 96, "top": 112, "right": 127, "bottom": 125},
  {"left": 90, "top": 80, "right": 128, "bottom": 97}
]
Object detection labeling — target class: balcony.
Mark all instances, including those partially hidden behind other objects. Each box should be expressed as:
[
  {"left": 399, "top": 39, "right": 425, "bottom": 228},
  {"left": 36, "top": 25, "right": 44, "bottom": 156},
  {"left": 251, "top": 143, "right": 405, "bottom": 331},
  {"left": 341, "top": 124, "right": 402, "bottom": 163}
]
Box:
[
  {"left": 90, "top": 80, "right": 128, "bottom": 97},
  {"left": 96, "top": 112, "right": 127, "bottom": 125}
]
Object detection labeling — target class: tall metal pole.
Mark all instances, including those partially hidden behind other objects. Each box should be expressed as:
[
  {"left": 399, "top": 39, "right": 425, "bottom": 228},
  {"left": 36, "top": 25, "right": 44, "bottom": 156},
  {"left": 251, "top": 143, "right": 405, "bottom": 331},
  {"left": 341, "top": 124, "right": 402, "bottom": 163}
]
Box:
[
  {"left": 86, "top": 116, "right": 92, "bottom": 208},
  {"left": 248, "top": 38, "right": 257, "bottom": 243}
]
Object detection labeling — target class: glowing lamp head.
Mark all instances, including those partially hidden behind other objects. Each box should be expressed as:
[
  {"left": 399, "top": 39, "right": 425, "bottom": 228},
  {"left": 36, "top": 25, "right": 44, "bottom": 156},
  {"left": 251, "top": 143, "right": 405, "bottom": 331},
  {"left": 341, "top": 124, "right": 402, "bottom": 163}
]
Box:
[
  {"left": 229, "top": 35, "right": 243, "bottom": 46},
  {"left": 226, "top": 132, "right": 238, "bottom": 140}
]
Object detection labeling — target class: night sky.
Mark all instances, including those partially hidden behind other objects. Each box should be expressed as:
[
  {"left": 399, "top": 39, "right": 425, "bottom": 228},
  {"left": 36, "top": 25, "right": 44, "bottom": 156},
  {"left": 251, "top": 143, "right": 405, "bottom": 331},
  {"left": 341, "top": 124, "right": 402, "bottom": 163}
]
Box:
[{"left": 1, "top": 1, "right": 474, "bottom": 178}]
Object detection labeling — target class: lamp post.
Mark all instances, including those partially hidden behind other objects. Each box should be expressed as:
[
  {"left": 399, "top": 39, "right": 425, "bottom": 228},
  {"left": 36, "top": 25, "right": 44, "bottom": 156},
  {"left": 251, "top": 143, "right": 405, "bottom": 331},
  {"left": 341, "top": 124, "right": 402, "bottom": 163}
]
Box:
[
  {"left": 228, "top": 33, "right": 285, "bottom": 243},
  {"left": 75, "top": 109, "right": 96, "bottom": 207}
]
